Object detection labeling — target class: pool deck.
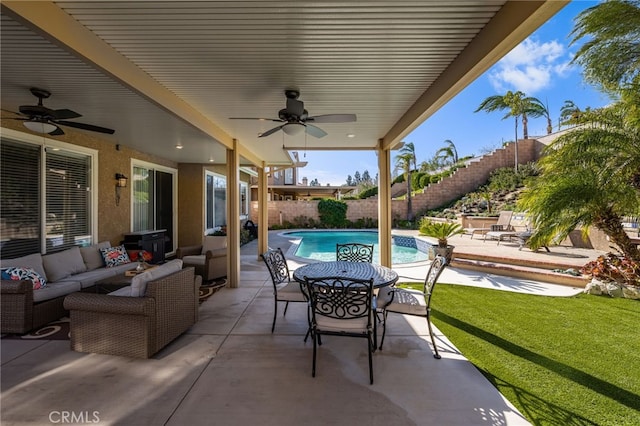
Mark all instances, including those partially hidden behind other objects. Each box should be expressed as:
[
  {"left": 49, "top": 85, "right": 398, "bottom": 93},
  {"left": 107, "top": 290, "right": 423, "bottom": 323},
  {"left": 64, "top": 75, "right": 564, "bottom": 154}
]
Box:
[{"left": 269, "top": 229, "right": 600, "bottom": 296}]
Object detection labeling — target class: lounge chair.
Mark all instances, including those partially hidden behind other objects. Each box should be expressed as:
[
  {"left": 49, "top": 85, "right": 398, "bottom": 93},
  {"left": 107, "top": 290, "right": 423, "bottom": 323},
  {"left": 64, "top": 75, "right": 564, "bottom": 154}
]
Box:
[
  {"left": 483, "top": 211, "right": 516, "bottom": 244},
  {"left": 464, "top": 211, "right": 513, "bottom": 239}
]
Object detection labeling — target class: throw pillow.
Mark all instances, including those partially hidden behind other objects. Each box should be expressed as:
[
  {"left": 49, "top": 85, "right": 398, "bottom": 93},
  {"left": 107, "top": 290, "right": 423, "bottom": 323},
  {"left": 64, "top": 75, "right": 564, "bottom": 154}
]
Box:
[
  {"left": 99, "top": 245, "right": 131, "bottom": 268},
  {"left": 1, "top": 267, "right": 47, "bottom": 289},
  {"left": 0, "top": 253, "right": 48, "bottom": 282}
]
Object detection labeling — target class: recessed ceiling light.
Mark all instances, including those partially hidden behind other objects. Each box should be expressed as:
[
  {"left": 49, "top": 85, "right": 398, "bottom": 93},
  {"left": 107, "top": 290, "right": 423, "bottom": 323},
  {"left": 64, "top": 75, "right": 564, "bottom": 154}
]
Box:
[
  {"left": 175, "top": 144, "right": 183, "bottom": 149},
  {"left": 209, "top": 158, "right": 215, "bottom": 162},
  {"left": 347, "top": 133, "right": 355, "bottom": 138}
]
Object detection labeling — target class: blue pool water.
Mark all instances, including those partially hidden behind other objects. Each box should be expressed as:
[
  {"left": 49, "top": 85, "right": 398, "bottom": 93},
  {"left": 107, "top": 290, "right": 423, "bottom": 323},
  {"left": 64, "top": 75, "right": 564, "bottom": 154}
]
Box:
[{"left": 284, "top": 230, "right": 428, "bottom": 264}]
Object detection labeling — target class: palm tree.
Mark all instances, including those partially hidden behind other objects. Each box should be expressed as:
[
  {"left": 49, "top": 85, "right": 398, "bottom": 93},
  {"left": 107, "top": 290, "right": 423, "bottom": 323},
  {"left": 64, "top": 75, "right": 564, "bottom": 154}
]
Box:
[
  {"left": 559, "top": 100, "right": 583, "bottom": 127},
  {"left": 539, "top": 99, "right": 554, "bottom": 134},
  {"left": 519, "top": 102, "right": 640, "bottom": 260},
  {"left": 475, "top": 91, "right": 547, "bottom": 171},
  {"left": 395, "top": 142, "right": 417, "bottom": 221},
  {"left": 434, "top": 139, "right": 459, "bottom": 168}
]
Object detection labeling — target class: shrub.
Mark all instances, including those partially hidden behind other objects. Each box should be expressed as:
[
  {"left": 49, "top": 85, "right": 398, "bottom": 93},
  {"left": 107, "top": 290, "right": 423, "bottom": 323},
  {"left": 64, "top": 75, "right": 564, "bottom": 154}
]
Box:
[
  {"left": 317, "top": 199, "right": 348, "bottom": 228},
  {"left": 581, "top": 253, "right": 640, "bottom": 287},
  {"left": 393, "top": 174, "right": 406, "bottom": 184},
  {"left": 358, "top": 187, "right": 378, "bottom": 199},
  {"left": 418, "top": 218, "right": 464, "bottom": 247},
  {"left": 419, "top": 173, "right": 431, "bottom": 188}
]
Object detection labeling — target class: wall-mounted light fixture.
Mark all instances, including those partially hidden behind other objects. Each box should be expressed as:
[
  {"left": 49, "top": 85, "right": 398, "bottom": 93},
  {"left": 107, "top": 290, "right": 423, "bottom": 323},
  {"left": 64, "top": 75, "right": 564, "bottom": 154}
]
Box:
[{"left": 115, "top": 173, "right": 128, "bottom": 206}]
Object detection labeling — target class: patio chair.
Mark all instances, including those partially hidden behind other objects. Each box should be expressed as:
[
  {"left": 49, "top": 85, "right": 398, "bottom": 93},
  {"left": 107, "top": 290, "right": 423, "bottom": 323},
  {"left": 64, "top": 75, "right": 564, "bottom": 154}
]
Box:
[
  {"left": 336, "top": 242, "right": 374, "bottom": 263},
  {"left": 304, "top": 275, "right": 375, "bottom": 384},
  {"left": 465, "top": 210, "right": 513, "bottom": 239},
  {"left": 483, "top": 211, "right": 516, "bottom": 244},
  {"left": 260, "top": 248, "right": 307, "bottom": 333},
  {"left": 379, "top": 255, "right": 447, "bottom": 359}
]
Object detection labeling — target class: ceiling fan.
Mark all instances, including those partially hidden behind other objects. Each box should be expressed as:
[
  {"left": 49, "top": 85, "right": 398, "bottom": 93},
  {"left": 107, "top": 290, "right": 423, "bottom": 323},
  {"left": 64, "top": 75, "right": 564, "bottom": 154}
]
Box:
[
  {"left": 5, "top": 87, "right": 115, "bottom": 136},
  {"left": 229, "top": 90, "right": 356, "bottom": 138}
]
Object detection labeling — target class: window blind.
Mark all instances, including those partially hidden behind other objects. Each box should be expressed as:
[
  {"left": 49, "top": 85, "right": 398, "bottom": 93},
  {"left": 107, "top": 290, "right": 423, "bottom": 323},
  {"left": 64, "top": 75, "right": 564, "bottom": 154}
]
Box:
[
  {"left": 45, "top": 149, "right": 92, "bottom": 252},
  {"left": 0, "top": 140, "right": 41, "bottom": 258}
]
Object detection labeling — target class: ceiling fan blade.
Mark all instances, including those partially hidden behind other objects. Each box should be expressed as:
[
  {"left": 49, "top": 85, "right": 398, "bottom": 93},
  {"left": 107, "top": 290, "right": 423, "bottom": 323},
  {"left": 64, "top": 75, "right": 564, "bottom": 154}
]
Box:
[
  {"left": 229, "top": 117, "right": 283, "bottom": 122},
  {"left": 48, "top": 126, "right": 65, "bottom": 136},
  {"left": 307, "top": 114, "right": 357, "bottom": 123},
  {"left": 305, "top": 124, "right": 327, "bottom": 138},
  {"left": 258, "top": 125, "right": 284, "bottom": 138},
  {"left": 52, "top": 109, "right": 82, "bottom": 120},
  {"left": 55, "top": 120, "right": 115, "bottom": 134},
  {"left": 286, "top": 97, "right": 304, "bottom": 117}
]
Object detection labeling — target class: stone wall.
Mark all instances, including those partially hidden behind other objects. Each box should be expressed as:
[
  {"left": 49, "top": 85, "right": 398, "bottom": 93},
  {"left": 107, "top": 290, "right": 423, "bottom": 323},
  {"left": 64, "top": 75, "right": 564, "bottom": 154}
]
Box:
[
  {"left": 251, "top": 139, "right": 544, "bottom": 226},
  {"left": 410, "top": 139, "right": 542, "bottom": 214}
]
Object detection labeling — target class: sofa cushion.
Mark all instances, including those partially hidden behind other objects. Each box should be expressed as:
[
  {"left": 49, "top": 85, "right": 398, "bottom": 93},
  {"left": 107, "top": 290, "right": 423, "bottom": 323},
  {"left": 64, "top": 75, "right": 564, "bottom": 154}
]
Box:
[
  {"left": 56, "top": 262, "right": 135, "bottom": 289},
  {"left": 42, "top": 246, "right": 87, "bottom": 282},
  {"left": 80, "top": 241, "right": 111, "bottom": 271},
  {"left": 110, "top": 259, "right": 183, "bottom": 297},
  {"left": 1, "top": 266, "right": 47, "bottom": 289},
  {"left": 0, "top": 253, "right": 48, "bottom": 281},
  {"left": 202, "top": 236, "right": 226, "bottom": 255},
  {"left": 131, "top": 259, "right": 183, "bottom": 297},
  {"left": 100, "top": 245, "right": 131, "bottom": 268},
  {"left": 33, "top": 281, "right": 82, "bottom": 303}
]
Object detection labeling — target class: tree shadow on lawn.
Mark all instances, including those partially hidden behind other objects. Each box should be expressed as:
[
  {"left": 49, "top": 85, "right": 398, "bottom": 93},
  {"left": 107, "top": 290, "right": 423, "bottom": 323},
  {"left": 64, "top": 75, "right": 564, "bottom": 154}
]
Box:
[
  {"left": 487, "top": 374, "right": 597, "bottom": 426},
  {"left": 433, "top": 311, "right": 640, "bottom": 417}
]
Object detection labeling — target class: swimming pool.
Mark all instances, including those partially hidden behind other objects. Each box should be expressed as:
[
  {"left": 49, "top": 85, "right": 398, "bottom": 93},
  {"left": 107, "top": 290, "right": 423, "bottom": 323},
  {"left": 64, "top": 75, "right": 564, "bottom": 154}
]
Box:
[{"left": 284, "top": 230, "right": 429, "bottom": 264}]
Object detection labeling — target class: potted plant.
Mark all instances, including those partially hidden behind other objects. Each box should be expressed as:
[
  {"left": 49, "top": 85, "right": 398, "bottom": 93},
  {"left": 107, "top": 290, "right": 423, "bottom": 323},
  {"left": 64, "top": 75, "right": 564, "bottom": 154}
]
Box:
[{"left": 419, "top": 218, "right": 464, "bottom": 264}]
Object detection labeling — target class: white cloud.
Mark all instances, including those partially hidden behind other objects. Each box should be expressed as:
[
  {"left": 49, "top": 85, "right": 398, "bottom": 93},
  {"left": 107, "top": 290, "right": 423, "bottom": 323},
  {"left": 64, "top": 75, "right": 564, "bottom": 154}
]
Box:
[{"left": 488, "top": 38, "right": 571, "bottom": 94}]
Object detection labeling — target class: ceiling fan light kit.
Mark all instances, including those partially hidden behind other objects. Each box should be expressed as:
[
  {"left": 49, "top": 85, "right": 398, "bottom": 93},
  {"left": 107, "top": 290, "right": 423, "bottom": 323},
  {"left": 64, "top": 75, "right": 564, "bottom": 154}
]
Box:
[
  {"left": 282, "top": 122, "right": 305, "bottom": 136},
  {"left": 229, "top": 90, "right": 356, "bottom": 139},
  {"left": 23, "top": 119, "right": 57, "bottom": 134}
]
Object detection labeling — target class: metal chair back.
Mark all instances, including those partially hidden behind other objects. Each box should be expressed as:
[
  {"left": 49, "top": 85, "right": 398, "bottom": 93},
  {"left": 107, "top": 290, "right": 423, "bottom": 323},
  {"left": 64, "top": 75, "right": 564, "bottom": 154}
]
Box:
[
  {"left": 336, "top": 243, "right": 374, "bottom": 263},
  {"left": 261, "top": 247, "right": 290, "bottom": 287}
]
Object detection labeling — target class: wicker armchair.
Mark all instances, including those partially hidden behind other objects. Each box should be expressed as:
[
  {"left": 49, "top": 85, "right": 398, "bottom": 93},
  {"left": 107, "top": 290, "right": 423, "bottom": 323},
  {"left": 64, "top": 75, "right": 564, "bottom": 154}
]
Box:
[
  {"left": 63, "top": 267, "right": 201, "bottom": 358},
  {"left": 176, "top": 236, "right": 227, "bottom": 282}
]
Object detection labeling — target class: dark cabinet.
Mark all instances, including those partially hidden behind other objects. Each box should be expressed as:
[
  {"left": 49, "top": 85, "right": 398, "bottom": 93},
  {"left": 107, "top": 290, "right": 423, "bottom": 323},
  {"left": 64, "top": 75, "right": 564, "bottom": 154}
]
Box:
[{"left": 123, "top": 230, "right": 166, "bottom": 264}]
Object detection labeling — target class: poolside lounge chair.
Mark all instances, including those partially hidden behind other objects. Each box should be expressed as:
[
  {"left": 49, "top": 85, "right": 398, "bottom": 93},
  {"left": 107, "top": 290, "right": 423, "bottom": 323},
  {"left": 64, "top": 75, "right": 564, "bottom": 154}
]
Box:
[
  {"left": 464, "top": 211, "right": 513, "bottom": 239},
  {"left": 483, "top": 211, "right": 516, "bottom": 244}
]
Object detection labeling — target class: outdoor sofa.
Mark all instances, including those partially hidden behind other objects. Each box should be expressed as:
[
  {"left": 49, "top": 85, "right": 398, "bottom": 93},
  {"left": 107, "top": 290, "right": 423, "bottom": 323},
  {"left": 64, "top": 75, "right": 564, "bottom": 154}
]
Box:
[
  {"left": 64, "top": 263, "right": 201, "bottom": 358},
  {"left": 1, "top": 242, "right": 137, "bottom": 334}
]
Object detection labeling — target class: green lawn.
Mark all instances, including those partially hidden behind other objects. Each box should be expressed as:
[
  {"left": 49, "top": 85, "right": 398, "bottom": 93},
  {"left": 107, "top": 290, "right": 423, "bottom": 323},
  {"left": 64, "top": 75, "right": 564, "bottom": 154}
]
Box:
[{"left": 409, "top": 283, "right": 640, "bottom": 426}]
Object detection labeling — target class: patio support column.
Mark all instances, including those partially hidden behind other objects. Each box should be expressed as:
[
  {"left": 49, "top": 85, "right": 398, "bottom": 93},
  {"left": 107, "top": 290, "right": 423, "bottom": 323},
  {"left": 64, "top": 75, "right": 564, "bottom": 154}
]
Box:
[
  {"left": 226, "top": 140, "right": 240, "bottom": 288},
  {"left": 378, "top": 141, "right": 392, "bottom": 267},
  {"left": 257, "top": 162, "right": 269, "bottom": 258}
]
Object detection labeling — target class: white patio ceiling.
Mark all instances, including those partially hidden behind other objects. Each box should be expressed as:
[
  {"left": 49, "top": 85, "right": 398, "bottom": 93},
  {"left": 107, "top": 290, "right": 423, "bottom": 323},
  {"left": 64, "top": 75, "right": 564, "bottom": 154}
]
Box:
[{"left": 0, "top": 1, "right": 566, "bottom": 167}]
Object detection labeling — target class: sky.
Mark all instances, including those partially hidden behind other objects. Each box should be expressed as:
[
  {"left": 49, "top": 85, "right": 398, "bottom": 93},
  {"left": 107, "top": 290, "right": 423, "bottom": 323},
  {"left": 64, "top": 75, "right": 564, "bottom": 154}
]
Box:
[{"left": 300, "top": 0, "right": 611, "bottom": 186}]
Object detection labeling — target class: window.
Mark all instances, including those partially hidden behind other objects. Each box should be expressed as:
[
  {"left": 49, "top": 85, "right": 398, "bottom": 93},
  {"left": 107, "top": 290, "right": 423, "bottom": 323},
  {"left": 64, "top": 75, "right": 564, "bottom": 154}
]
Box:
[
  {"left": 285, "top": 168, "right": 294, "bottom": 185},
  {"left": 240, "top": 182, "right": 248, "bottom": 218},
  {"left": 131, "top": 161, "right": 176, "bottom": 254},
  {"left": 0, "top": 131, "right": 96, "bottom": 258},
  {"left": 205, "top": 171, "right": 226, "bottom": 233}
]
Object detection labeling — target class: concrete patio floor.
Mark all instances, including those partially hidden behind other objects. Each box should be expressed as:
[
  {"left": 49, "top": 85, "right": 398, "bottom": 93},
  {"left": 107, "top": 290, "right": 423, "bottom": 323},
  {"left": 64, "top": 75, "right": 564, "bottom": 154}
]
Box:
[{"left": 1, "top": 231, "right": 599, "bottom": 425}]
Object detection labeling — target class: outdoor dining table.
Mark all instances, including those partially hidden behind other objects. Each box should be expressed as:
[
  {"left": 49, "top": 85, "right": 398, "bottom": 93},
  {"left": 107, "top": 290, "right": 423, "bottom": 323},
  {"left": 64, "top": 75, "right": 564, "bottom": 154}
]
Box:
[
  {"left": 292, "top": 261, "right": 398, "bottom": 350},
  {"left": 292, "top": 260, "right": 399, "bottom": 288}
]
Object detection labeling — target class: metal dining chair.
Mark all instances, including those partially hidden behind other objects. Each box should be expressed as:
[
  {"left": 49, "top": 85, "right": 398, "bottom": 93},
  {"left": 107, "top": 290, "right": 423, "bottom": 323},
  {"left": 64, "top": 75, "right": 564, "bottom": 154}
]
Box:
[
  {"left": 336, "top": 243, "right": 374, "bottom": 263},
  {"left": 304, "top": 275, "right": 376, "bottom": 384},
  {"left": 378, "top": 255, "right": 447, "bottom": 359},
  {"left": 260, "top": 248, "right": 307, "bottom": 333}
]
